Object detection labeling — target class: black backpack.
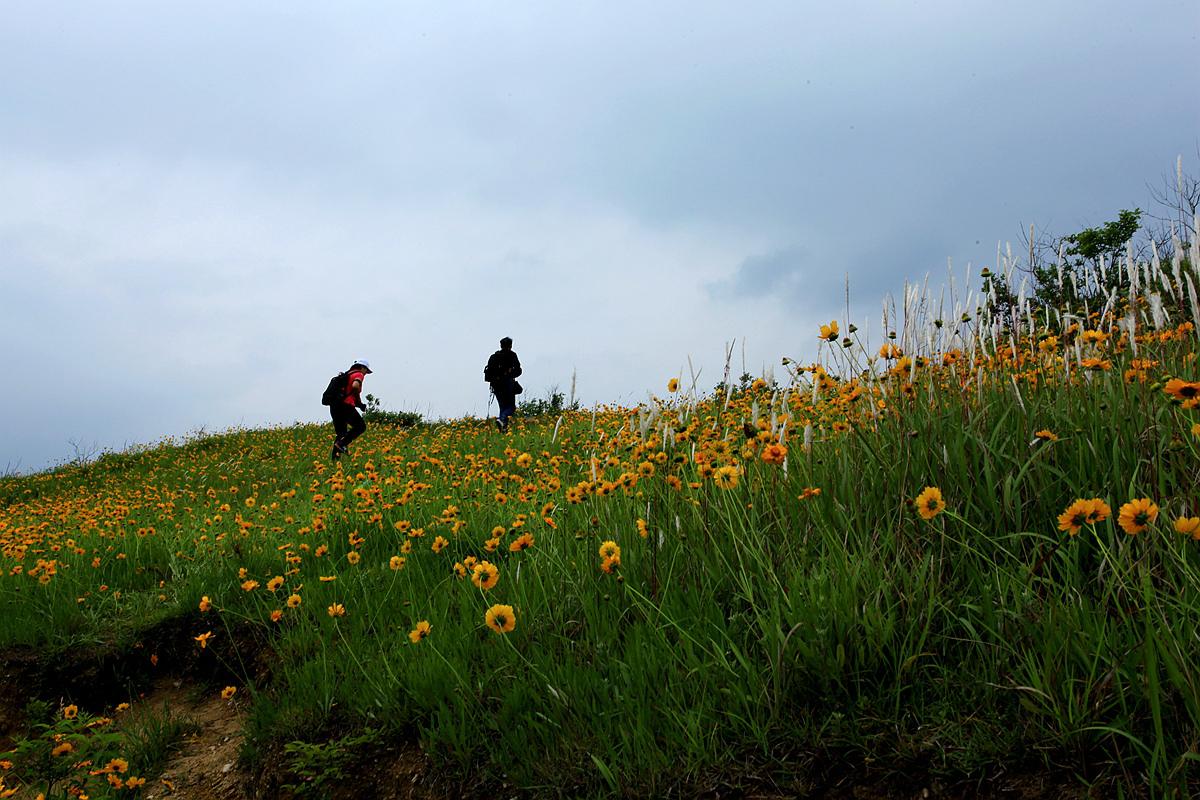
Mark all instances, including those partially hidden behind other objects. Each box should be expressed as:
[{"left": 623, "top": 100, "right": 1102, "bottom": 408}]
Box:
[
  {"left": 484, "top": 353, "right": 499, "bottom": 383},
  {"left": 321, "top": 372, "right": 349, "bottom": 406}
]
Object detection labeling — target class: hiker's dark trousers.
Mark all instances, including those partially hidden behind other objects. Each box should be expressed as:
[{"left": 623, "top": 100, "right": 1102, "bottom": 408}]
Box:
[{"left": 330, "top": 403, "right": 366, "bottom": 449}]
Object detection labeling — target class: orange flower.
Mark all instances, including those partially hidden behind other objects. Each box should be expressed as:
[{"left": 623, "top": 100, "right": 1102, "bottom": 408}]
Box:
[
  {"left": 287, "top": 594, "right": 302, "bottom": 608},
  {"left": 328, "top": 603, "right": 346, "bottom": 618},
  {"left": 1034, "top": 429, "right": 1058, "bottom": 442},
  {"left": 472, "top": 561, "right": 499, "bottom": 590},
  {"left": 221, "top": 686, "right": 237, "bottom": 699},
  {"left": 408, "top": 621, "right": 432, "bottom": 643},
  {"left": 1057, "top": 499, "right": 1092, "bottom": 536},
  {"left": 432, "top": 536, "right": 449, "bottom": 553},
  {"left": 1164, "top": 378, "right": 1200, "bottom": 402},
  {"left": 819, "top": 321, "right": 839, "bottom": 341},
  {"left": 1174, "top": 516, "right": 1200, "bottom": 538},
  {"left": 266, "top": 576, "right": 284, "bottom": 592},
  {"left": 194, "top": 631, "right": 213, "bottom": 648},
  {"left": 198, "top": 596, "right": 212, "bottom": 612},
  {"left": 241, "top": 579, "right": 259, "bottom": 592},
  {"left": 760, "top": 443, "right": 787, "bottom": 465},
  {"left": 914, "top": 487, "right": 945, "bottom": 520},
  {"left": 1117, "top": 498, "right": 1159, "bottom": 535},
  {"left": 485, "top": 604, "right": 516, "bottom": 634},
  {"left": 270, "top": 609, "right": 283, "bottom": 622},
  {"left": 509, "top": 533, "right": 535, "bottom": 552},
  {"left": 389, "top": 556, "right": 405, "bottom": 570}
]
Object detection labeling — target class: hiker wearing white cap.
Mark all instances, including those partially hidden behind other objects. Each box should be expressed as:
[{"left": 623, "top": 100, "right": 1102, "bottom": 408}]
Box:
[{"left": 329, "top": 359, "right": 372, "bottom": 459}]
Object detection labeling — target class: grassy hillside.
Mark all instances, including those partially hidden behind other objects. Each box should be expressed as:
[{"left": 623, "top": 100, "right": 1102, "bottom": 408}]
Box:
[{"left": 2, "top": 261, "right": 1200, "bottom": 798}]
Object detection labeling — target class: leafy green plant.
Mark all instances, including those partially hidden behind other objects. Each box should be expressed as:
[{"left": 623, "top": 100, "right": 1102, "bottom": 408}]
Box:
[{"left": 281, "top": 727, "right": 379, "bottom": 797}]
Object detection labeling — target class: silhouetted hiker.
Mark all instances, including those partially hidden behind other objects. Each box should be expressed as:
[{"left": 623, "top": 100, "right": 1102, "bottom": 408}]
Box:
[
  {"left": 323, "top": 360, "right": 372, "bottom": 459},
  {"left": 484, "top": 338, "right": 522, "bottom": 430}
]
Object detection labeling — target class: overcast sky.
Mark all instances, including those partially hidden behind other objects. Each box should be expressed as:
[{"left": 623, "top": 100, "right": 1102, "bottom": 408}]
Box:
[{"left": 2, "top": 1, "right": 1197, "bottom": 473}]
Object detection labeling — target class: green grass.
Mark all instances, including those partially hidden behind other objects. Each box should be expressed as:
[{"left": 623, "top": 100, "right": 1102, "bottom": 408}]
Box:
[{"left": 2, "top": 283, "right": 1200, "bottom": 797}]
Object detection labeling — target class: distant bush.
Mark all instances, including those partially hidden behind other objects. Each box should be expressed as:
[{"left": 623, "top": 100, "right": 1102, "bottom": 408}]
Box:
[
  {"left": 362, "top": 394, "right": 423, "bottom": 428},
  {"left": 517, "top": 387, "right": 580, "bottom": 417}
]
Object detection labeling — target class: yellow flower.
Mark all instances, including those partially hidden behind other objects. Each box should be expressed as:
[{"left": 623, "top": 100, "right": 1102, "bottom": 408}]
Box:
[
  {"left": 1057, "top": 499, "right": 1091, "bottom": 536},
  {"left": 287, "top": 594, "right": 302, "bottom": 608},
  {"left": 389, "top": 556, "right": 405, "bottom": 570},
  {"left": 668, "top": 378, "right": 680, "bottom": 393},
  {"left": 1164, "top": 378, "right": 1200, "bottom": 402},
  {"left": 713, "top": 465, "right": 740, "bottom": 490},
  {"left": 408, "top": 621, "right": 432, "bottom": 643},
  {"left": 1175, "top": 517, "right": 1200, "bottom": 538},
  {"left": 509, "top": 533, "right": 535, "bottom": 552},
  {"left": 270, "top": 609, "right": 283, "bottom": 622},
  {"left": 760, "top": 443, "right": 787, "bottom": 465},
  {"left": 346, "top": 551, "right": 360, "bottom": 565},
  {"left": 63, "top": 704, "right": 78, "bottom": 720},
  {"left": 485, "top": 604, "right": 516, "bottom": 634},
  {"left": 221, "top": 686, "right": 237, "bottom": 699},
  {"left": 432, "top": 536, "right": 449, "bottom": 553},
  {"left": 266, "top": 576, "right": 284, "bottom": 592},
  {"left": 1117, "top": 498, "right": 1159, "bottom": 535},
  {"left": 194, "top": 631, "right": 213, "bottom": 648},
  {"left": 328, "top": 603, "right": 346, "bottom": 618},
  {"left": 914, "top": 487, "right": 945, "bottom": 520},
  {"left": 199, "top": 596, "right": 212, "bottom": 612},
  {"left": 819, "top": 321, "right": 839, "bottom": 341},
  {"left": 51, "top": 742, "right": 74, "bottom": 757},
  {"left": 800, "top": 487, "right": 821, "bottom": 500},
  {"left": 472, "top": 561, "right": 499, "bottom": 590},
  {"left": 1034, "top": 430, "right": 1058, "bottom": 442},
  {"left": 599, "top": 541, "right": 620, "bottom": 561}
]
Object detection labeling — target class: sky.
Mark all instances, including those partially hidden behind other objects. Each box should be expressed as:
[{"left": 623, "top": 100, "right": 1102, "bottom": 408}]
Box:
[{"left": 2, "top": 1, "right": 1197, "bottom": 474}]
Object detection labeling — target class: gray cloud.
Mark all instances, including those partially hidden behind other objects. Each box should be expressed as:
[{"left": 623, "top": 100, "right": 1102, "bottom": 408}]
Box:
[{"left": 2, "top": 1, "right": 1198, "bottom": 471}]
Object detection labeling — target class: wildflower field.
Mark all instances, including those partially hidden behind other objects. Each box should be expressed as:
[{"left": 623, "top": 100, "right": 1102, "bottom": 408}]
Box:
[{"left": 3, "top": 236, "right": 1200, "bottom": 798}]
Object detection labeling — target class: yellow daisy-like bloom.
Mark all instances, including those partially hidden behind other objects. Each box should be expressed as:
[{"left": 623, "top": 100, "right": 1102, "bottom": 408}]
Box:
[
  {"left": 241, "top": 579, "right": 259, "bottom": 592},
  {"left": 319, "top": 575, "right": 338, "bottom": 582},
  {"left": 516, "top": 453, "right": 533, "bottom": 469},
  {"left": 601, "top": 554, "right": 621, "bottom": 574},
  {"left": 287, "top": 594, "right": 302, "bottom": 608},
  {"left": 914, "top": 486, "right": 945, "bottom": 520},
  {"left": 63, "top": 704, "right": 78, "bottom": 720},
  {"left": 328, "top": 603, "right": 346, "bottom": 618},
  {"left": 199, "top": 596, "right": 212, "bottom": 612},
  {"left": 713, "top": 465, "right": 740, "bottom": 490},
  {"left": 270, "top": 609, "right": 283, "bottom": 622},
  {"left": 51, "top": 742, "right": 74, "bottom": 756},
  {"left": 1085, "top": 499, "right": 1112, "bottom": 524},
  {"left": 1034, "top": 430, "right": 1058, "bottom": 442},
  {"left": 819, "top": 321, "right": 839, "bottom": 341},
  {"left": 509, "top": 533, "right": 535, "bottom": 552},
  {"left": 1079, "top": 329, "right": 1107, "bottom": 345},
  {"left": 1057, "top": 499, "right": 1091, "bottom": 536},
  {"left": 194, "top": 631, "right": 213, "bottom": 648},
  {"left": 389, "top": 556, "right": 405, "bottom": 571},
  {"left": 1164, "top": 378, "right": 1200, "bottom": 402},
  {"left": 472, "top": 561, "right": 499, "bottom": 590},
  {"left": 266, "top": 576, "right": 284, "bottom": 592},
  {"left": 400, "top": 540, "right": 413, "bottom": 554},
  {"left": 495, "top": 492, "right": 508, "bottom": 504},
  {"left": 1175, "top": 517, "right": 1200, "bottom": 537},
  {"left": 599, "top": 541, "right": 620, "bottom": 561},
  {"left": 244, "top": 497, "right": 256, "bottom": 508},
  {"left": 126, "top": 776, "right": 147, "bottom": 788},
  {"left": 668, "top": 378, "right": 680, "bottom": 393},
  {"left": 1117, "top": 498, "right": 1159, "bottom": 535},
  {"left": 800, "top": 487, "right": 821, "bottom": 500},
  {"left": 760, "top": 443, "right": 787, "bottom": 465},
  {"left": 485, "top": 604, "right": 516, "bottom": 634},
  {"left": 453, "top": 562, "right": 467, "bottom": 578},
  {"left": 432, "top": 536, "right": 449, "bottom": 553},
  {"left": 408, "top": 621, "right": 432, "bottom": 643},
  {"left": 221, "top": 686, "right": 237, "bottom": 699}
]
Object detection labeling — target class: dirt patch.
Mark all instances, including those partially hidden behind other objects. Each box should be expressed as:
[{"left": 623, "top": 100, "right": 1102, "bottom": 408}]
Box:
[{"left": 136, "top": 681, "right": 246, "bottom": 800}]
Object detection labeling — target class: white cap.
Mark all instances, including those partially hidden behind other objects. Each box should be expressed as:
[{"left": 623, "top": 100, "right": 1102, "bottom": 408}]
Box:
[{"left": 352, "top": 359, "right": 372, "bottom": 373}]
